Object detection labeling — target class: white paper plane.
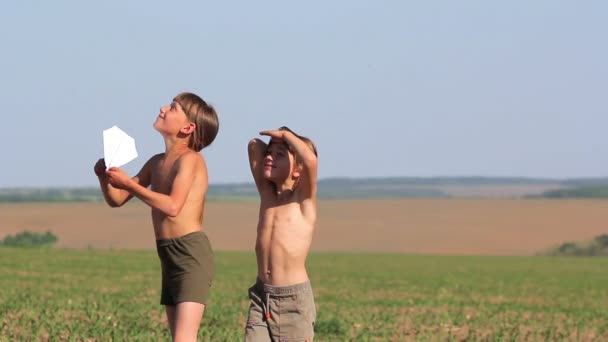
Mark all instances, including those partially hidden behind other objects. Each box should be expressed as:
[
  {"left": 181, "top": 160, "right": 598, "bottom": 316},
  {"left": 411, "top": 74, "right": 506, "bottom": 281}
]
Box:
[{"left": 103, "top": 126, "right": 138, "bottom": 169}]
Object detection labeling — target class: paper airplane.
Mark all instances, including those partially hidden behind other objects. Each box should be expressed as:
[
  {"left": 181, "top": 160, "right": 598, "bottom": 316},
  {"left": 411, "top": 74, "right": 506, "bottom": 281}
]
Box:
[{"left": 103, "top": 126, "right": 138, "bottom": 169}]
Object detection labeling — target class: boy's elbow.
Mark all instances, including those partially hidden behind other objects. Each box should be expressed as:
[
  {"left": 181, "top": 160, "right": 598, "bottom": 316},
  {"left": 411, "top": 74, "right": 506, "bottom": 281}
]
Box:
[
  {"left": 165, "top": 204, "right": 182, "bottom": 218},
  {"left": 109, "top": 200, "right": 127, "bottom": 208},
  {"left": 105, "top": 198, "right": 122, "bottom": 208},
  {"left": 249, "top": 138, "right": 267, "bottom": 150},
  {"left": 248, "top": 139, "right": 260, "bottom": 153},
  {"left": 165, "top": 208, "right": 179, "bottom": 218}
]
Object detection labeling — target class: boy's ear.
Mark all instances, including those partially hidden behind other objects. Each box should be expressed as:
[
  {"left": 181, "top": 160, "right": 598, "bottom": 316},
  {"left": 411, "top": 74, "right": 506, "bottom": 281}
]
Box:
[
  {"left": 292, "top": 163, "right": 304, "bottom": 179},
  {"left": 181, "top": 122, "right": 196, "bottom": 135}
]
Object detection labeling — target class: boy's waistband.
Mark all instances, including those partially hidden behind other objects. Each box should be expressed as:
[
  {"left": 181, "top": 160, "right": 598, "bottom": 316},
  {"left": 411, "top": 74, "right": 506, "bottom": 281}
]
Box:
[
  {"left": 255, "top": 278, "right": 312, "bottom": 296},
  {"left": 156, "top": 230, "right": 205, "bottom": 247}
]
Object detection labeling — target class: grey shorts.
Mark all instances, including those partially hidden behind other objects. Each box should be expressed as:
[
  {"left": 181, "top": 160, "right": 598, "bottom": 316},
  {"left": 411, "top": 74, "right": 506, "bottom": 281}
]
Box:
[
  {"left": 245, "top": 279, "right": 317, "bottom": 342},
  {"left": 156, "top": 231, "right": 215, "bottom": 305}
]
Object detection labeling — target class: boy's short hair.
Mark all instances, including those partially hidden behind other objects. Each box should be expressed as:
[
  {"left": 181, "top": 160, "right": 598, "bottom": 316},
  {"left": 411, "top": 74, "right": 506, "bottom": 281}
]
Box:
[
  {"left": 268, "top": 126, "right": 318, "bottom": 164},
  {"left": 174, "top": 92, "right": 219, "bottom": 151}
]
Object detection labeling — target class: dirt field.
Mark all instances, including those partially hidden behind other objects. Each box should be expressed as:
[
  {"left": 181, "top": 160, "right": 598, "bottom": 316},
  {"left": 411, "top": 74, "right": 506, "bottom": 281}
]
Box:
[{"left": 1, "top": 199, "right": 606, "bottom": 255}]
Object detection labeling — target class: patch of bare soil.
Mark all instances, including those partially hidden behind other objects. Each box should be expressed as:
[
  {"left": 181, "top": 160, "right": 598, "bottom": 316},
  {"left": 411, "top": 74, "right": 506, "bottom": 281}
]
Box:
[{"left": 1, "top": 199, "right": 606, "bottom": 254}]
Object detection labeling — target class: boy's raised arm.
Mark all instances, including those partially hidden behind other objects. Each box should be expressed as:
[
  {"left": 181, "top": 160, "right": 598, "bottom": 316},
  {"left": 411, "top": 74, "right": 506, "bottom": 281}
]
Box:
[
  {"left": 106, "top": 153, "right": 199, "bottom": 217},
  {"left": 248, "top": 138, "right": 273, "bottom": 196}
]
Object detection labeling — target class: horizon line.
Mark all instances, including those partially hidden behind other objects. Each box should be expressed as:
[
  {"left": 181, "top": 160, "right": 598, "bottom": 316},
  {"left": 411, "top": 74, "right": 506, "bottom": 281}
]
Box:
[{"left": 1, "top": 175, "right": 607, "bottom": 189}]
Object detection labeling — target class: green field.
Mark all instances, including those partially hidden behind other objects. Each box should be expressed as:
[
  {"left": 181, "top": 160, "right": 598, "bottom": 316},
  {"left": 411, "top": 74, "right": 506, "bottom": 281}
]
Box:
[{"left": 1, "top": 249, "right": 607, "bottom": 341}]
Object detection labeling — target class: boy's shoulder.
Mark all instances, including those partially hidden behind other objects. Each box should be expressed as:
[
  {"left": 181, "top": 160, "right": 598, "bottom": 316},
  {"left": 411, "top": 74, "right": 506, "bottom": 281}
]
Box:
[
  {"left": 177, "top": 151, "right": 205, "bottom": 169},
  {"left": 182, "top": 150, "right": 203, "bottom": 161},
  {"left": 140, "top": 153, "right": 164, "bottom": 169},
  {"left": 149, "top": 153, "right": 165, "bottom": 162},
  {"left": 146, "top": 152, "right": 200, "bottom": 162}
]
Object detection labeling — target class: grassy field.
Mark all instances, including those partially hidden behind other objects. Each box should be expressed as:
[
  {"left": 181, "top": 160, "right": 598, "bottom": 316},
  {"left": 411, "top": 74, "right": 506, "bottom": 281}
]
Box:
[{"left": 1, "top": 248, "right": 607, "bottom": 341}]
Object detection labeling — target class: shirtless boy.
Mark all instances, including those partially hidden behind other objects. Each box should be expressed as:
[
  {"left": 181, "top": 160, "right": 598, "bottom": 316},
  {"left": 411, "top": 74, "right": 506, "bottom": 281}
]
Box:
[
  {"left": 94, "top": 92, "right": 219, "bottom": 342},
  {"left": 245, "top": 126, "right": 319, "bottom": 341}
]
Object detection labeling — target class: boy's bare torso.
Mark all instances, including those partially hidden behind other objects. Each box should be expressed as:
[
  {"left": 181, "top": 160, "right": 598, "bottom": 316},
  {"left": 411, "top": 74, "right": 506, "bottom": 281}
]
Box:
[
  {"left": 256, "top": 193, "right": 316, "bottom": 286},
  {"left": 150, "top": 152, "right": 207, "bottom": 239}
]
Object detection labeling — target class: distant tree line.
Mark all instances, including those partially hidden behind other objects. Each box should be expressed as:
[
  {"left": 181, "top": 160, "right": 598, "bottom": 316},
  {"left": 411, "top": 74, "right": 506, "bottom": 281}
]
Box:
[
  {"left": 3, "top": 177, "right": 608, "bottom": 201},
  {"left": 543, "top": 234, "right": 608, "bottom": 256},
  {"left": 538, "top": 186, "right": 608, "bottom": 199},
  {"left": 0, "top": 230, "right": 58, "bottom": 247}
]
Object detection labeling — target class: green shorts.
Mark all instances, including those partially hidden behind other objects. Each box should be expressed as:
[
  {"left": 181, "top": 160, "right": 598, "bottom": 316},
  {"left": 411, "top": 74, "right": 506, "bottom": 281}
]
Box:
[
  {"left": 156, "top": 231, "right": 215, "bottom": 305},
  {"left": 245, "top": 279, "right": 316, "bottom": 341}
]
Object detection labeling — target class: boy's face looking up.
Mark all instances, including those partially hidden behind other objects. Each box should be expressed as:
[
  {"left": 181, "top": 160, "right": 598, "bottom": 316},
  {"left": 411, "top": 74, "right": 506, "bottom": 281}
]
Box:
[
  {"left": 263, "top": 140, "right": 299, "bottom": 184},
  {"left": 153, "top": 101, "right": 192, "bottom": 136}
]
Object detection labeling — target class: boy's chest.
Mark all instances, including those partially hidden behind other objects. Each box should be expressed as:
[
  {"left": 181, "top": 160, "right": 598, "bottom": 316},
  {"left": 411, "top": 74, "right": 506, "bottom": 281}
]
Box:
[
  {"left": 263, "top": 203, "right": 305, "bottom": 225},
  {"left": 150, "top": 162, "right": 177, "bottom": 192}
]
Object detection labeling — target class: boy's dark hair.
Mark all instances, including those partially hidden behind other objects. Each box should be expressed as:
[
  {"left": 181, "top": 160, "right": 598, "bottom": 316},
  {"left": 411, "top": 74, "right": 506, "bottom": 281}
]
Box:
[{"left": 174, "top": 92, "right": 219, "bottom": 151}]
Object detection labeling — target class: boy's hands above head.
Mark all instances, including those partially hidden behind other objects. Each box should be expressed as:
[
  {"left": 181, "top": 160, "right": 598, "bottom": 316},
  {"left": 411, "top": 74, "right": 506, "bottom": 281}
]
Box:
[
  {"left": 94, "top": 159, "right": 107, "bottom": 177},
  {"left": 106, "top": 167, "right": 134, "bottom": 190},
  {"left": 260, "top": 130, "right": 286, "bottom": 141}
]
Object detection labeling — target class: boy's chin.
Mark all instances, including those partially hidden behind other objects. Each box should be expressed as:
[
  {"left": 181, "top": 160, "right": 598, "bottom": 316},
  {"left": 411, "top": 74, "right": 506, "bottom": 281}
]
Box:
[
  {"left": 263, "top": 173, "right": 284, "bottom": 184},
  {"left": 152, "top": 121, "right": 162, "bottom": 132},
  {"left": 152, "top": 124, "right": 170, "bottom": 135}
]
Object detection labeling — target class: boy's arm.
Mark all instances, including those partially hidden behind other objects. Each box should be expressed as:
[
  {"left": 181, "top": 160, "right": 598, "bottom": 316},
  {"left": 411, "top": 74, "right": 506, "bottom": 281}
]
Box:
[
  {"left": 106, "top": 153, "right": 201, "bottom": 217},
  {"left": 94, "top": 157, "right": 154, "bottom": 207},
  {"left": 260, "top": 130, "right": 318, "bottom": 199},
  {"left": 248, "top": 138, "right": 273, "bottom": 196}
]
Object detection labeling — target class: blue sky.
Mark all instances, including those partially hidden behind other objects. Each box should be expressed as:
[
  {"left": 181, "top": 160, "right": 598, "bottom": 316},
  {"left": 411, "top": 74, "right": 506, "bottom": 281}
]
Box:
[{"left": 1, "top": 1, "right": 606, "bottom": 187}]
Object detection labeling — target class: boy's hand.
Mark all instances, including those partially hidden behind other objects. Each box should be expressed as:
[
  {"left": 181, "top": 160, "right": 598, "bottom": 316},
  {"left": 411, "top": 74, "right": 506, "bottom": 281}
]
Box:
[
  {"left": 106, "top": 167, "right": 133, "bottom": 190},
  {"left": 260, "top": 130, "right": 285, "bottom": 141},
  {"left": 94, "top": 159, "right": 107, "bottom": 177}
]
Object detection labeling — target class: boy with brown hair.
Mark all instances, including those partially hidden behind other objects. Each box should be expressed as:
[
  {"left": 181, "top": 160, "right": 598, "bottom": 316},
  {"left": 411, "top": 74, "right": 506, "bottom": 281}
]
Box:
[
  {"left": 245, "top": 126, "right": 319, "bottom": 341},
  {"left": 94, "top": 92, "right": 219, "bottom": 342}
]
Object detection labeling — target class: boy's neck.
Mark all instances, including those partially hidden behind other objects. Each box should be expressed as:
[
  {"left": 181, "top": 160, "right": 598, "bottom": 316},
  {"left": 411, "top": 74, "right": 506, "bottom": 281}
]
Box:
[
  {"left": 273, "top": 180, "right": 297, "bottom": 200},
  {"left": 164, "top": 137, "right": 191, "bottom": 157}
]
